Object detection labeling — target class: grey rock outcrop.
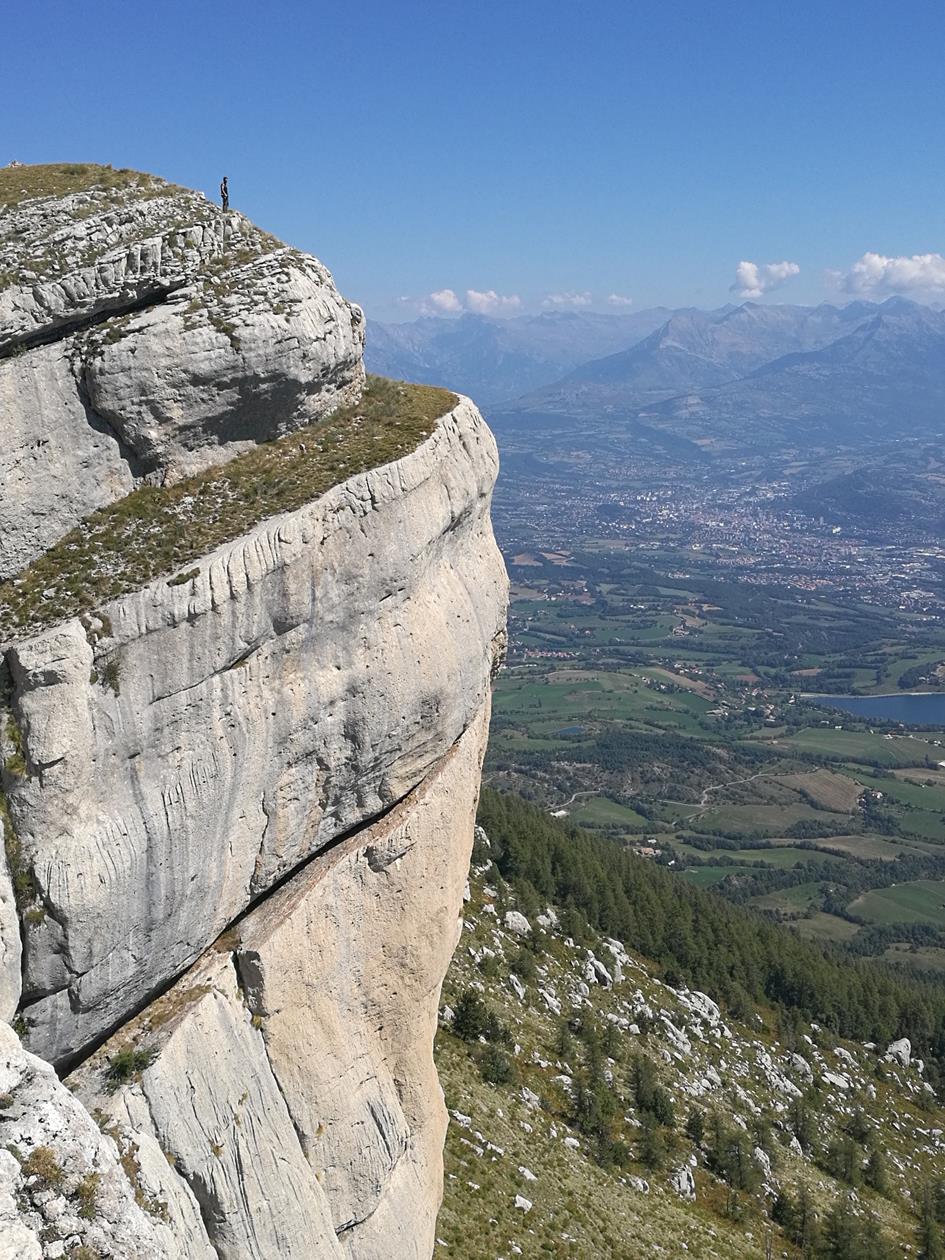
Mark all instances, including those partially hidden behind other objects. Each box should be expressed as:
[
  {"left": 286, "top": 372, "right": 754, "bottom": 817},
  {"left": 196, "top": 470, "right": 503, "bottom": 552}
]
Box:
[
  {"left": 0, "top": 1020, "right": 205, "bottom": 1259},
  {"left": 0, "top": 165, "right": 508, "bottom": 1256},
  {"left": 68, "top": 708, "right": 489, "bottom": 1259},
  {"left": 0, "top": 824, "right": 20, "bottom": 1022},
  {"left": 670, "top": 1165, "right": 696, "bottom": 1200},
  {"left": 0, "top": 170, "right": 363, "bottom": 576},
  {"left": 885, "top": 1037, "right": 912, "bottom": 1068},
  {"left": 6, "top": 393, "right": 505, "bottom": 1066}
]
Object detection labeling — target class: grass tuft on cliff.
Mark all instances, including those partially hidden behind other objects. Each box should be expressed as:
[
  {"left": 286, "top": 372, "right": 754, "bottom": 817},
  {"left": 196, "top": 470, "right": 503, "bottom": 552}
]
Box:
[
  {"left": 0, "top": 162, "right": 181, "bottom": 208},
  {"left": 0, "top": 376, "right": 455, "bottom": 642}
]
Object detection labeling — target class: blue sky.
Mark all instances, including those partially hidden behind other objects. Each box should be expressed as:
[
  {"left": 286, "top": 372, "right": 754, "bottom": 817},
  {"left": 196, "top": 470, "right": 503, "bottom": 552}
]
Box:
[{"left": 5, "top": 0, "right": 945, "bottom": 319}]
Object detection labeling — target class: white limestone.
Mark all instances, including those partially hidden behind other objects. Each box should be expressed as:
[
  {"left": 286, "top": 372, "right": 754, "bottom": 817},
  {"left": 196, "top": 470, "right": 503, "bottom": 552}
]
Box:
[
  {"left": 5, "top": 394, "right": 506, "bottom": 1065},
  {"left": 0, "top": 1021, "right": 204, "bottom": 1258},
  {"left": 68, "top": 708, "right": 489, "bottom": 1260},
  {"left": 885, "top": 1038, "right": 912, "bottom": 1068},
  {"left": 0, "top": 179, "right": 363, "bottom": 576},
  {"left": 0, "top": 168, "right": 508, "bottom": 1258}
]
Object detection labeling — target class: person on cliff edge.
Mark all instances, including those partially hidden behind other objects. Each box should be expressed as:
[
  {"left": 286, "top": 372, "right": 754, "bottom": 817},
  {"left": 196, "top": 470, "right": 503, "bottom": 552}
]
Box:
[{"left": 220, "top": 175, "right": 229, "bottom": 211}]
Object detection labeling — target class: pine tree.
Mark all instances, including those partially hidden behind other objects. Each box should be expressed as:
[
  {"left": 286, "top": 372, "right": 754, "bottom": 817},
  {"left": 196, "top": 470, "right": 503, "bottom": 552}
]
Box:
[
  {"left": 795, "top": 1182, "right": 820, "bottom": 1258},
  {"left": 637, "top": 1114, "right": 666, "bottom": 1170},
  {"left": 865, "top": 1146, "right": 889, "bottom": 1196},
  {"left": 554, "top": 1018, "right": 573, "bottom": 1059},
  {"left": 790, "top": 1094, "right": 818, "bottom": 1156},
  {"left": 685, "top": 1107, "right": 705, "bottom": 1146},
  {"left": 917, "top": 1180, "right": 945, "bottom": 1260},
  {"left": 822, "top": 1192, "right": 859, "bottom": 1260},
  {"left": 452, "top": 989, "right": 488, "bottom": 1041},
  {"left": 857, "top": 1205, "right": 897, "bottom": 1260},
  {"left": 825, "top": 1134, "right": 862, "bottom": 1187},
  {"left": 847, "top": 1108, "right": 871, "bottom": 1143},
  {"left": 771, "top": 1189, "right": 797, "bottom": 1236}
]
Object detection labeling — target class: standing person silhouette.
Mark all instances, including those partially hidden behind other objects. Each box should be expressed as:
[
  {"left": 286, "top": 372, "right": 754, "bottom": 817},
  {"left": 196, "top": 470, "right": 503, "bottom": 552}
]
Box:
[{"left": 220, "top": 176, "right": 229, "bottom": 211}]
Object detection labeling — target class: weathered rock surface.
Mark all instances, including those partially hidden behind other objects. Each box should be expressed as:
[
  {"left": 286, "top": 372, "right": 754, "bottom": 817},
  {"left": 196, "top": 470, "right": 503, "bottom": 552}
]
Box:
[
  {"left": 82, "top": 248, "right": 364, "bottom": 479},
  {"left": 0, "top": 818, "right": 21, "bottom": 1023},
  {"left": 0, "top": 165, "right": 508, "bottom": 1258},
  {"left": 67, "top": 705, "right": 488, "bottom": 1259},
  {"left": 0, "top": 172, "right": 363, "bottom": 576},
  {"left": 885, "top": 1037, "right": 911, "bottom": 1067},
  {"left": 6, "top": 393, "right": 505, "bottom": 1065},
  {"left": 0, "top": 1020, "right": 206, "bottom": 1258},
  {"left": 0, "top": 344, "right": 139, "bottom": 580}
]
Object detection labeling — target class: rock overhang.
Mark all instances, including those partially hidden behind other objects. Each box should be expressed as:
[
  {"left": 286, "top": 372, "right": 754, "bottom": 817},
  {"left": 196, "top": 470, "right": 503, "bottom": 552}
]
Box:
[{"left": 0, "top": 163, "right": 365, "bottom": 577}]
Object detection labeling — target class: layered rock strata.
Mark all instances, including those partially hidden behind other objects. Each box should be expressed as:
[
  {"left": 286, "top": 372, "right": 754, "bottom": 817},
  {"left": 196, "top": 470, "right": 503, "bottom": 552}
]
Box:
[
  {"left": 1, "top": 170, "right": 364, "bottom": 577},
  {"left": 0, "top": 166, "right": 507, "bottom": 1258},
  {"left": 2, "top": 708, "right": 489, "bottom": 1259},
  {"left": 5, "top": 394, "right": 505, "bottom": 1066}
]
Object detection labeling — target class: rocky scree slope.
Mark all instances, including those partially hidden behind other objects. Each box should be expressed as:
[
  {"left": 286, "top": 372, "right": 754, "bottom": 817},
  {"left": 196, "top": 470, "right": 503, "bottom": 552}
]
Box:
[
  {"left": 436, "top": 828, "right": 945, "bottom": 1259},
  {"left": 0, "top": 164, "right": 508, "bottom": 1259}
]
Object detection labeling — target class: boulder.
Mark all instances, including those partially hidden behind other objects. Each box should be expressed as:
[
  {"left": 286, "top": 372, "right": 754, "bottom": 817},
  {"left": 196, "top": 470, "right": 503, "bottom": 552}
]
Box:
[
  {"left": 504, "top": 910, "right": 532, "bottom": 937},
  {"left": 885, "top": 1038, "right": 912, "bottom": 1068},
  {"left": 670, "top": 1166, "right": 696, "bottom": 1200}
]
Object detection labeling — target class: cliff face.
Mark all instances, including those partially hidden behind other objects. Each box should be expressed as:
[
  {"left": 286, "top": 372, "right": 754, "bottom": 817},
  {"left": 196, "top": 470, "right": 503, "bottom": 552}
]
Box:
[
  {"left": 0, "top": 166, "right": 364, "bottom": 578},
  {"left": 7, "top": 394, "right": 504, "bottom": 1068},
  {"left": 0, "top": 165, "right": 507, "bottom": 1258}
]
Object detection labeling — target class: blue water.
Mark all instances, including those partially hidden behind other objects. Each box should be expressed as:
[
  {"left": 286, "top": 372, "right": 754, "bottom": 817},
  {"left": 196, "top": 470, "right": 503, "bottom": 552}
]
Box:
[
  {"left": 810, "top": 692, "right": 945, "bottom": 726},
  {"left": 557, "top": 724, "right": 585, "bottom": 737}
]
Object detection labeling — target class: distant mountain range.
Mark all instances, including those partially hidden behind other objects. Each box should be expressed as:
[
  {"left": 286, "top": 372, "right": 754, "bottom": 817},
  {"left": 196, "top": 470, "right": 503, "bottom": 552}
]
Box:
[
  {"left": 365, "top": 308, "right": 674, "bottom": 406},
  {"left": 645, "top": 300, "right": 945, "bottom": 450},
  {"left": 367, "top": 298, "right": 945, "bottom": 451}
]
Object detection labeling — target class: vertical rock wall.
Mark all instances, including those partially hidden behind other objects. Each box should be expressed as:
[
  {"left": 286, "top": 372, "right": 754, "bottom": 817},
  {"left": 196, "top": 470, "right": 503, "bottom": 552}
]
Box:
[
  {"left": 0, "top": 165, "right": 508, "bottom": 1258},
  {"left": 5, "top": 397, "right": 505, "bottom": 1067}
]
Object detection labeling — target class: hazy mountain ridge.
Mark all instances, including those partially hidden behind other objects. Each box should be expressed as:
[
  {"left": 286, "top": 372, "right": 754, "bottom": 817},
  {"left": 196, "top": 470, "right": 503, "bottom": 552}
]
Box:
[
  {"left": 650, "top": 302, "right": 945, "bottom": 450},
  {"left": 535, "top": 302, "right": 880, "bottom": 410},
  {"left": 366, "top": 308, "right": 676, "bottom": 406},
  {"left": 371, "top": 299, "right": 945, "bottom": 453}
]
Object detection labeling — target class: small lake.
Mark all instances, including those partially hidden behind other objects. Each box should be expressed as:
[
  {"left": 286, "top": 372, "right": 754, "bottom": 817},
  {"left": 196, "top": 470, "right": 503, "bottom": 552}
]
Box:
[{"left": 809, "top": 692, "right": 945, "bottom": 726}]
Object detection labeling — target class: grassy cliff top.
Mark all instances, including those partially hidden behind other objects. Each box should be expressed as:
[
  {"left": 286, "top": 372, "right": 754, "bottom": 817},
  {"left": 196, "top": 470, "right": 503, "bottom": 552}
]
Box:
[
  {"left": 0, "top": 162, "right": 181, "bottom": 209},
  {"left": 0, "top": 377, "right": 456, "bottom": 643}
]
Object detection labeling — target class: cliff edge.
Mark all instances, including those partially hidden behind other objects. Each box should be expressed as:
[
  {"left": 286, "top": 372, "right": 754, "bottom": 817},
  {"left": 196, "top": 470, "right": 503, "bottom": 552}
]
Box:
[{"left": 0, "top": 164, "right": 507, "bottom": 1258}]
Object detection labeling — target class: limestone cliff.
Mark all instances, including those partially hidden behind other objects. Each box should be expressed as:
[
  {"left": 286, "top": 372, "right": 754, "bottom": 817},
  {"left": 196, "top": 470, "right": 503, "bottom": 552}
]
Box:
[
  {"left": 1, "top": 164, "right": 364, "bottom": 577},
  {"left": 0, "top": 164, "right": 507, "bottom": 1258}
]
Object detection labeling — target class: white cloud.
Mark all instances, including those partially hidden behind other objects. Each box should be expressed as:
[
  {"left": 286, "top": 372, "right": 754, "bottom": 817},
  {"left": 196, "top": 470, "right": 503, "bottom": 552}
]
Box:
[
  {"left": 541, "top": 290, "right": 593, "bottom": 309},
  {"left": 607, "top": 293, "right": 633, "bottom": 307},
  {"left": 731, "top": 259, "right": 800, "bottom": 298},
  {"left": 836, "top": 252, "right": 945, "bottom": 299},
  {"left": 464, "top": 288, "right": 522, "bottom": 314},
  {"left": 428, "top": 287, "right": 463, "bottom": 313},
  {"left": 400, "top": 287, "right": 520, "bottom": 316}
]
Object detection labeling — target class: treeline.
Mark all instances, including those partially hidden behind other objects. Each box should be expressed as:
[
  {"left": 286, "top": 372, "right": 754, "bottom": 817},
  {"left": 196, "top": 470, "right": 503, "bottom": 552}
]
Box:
[
  {"left": 680, "top": 842, "right": 945, "bottom": 906},
  {"left": 477, "top": 789, "right": 945, "bottom": 1086},
  {"left": 847, "top": 922, "right": 945, "bottom": 959},
  {"left": 492, "top": 725, "right": 771, "bottom": 796},
  {"left": 574, "top": 552, "right": 898, "bottom": 659}
]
